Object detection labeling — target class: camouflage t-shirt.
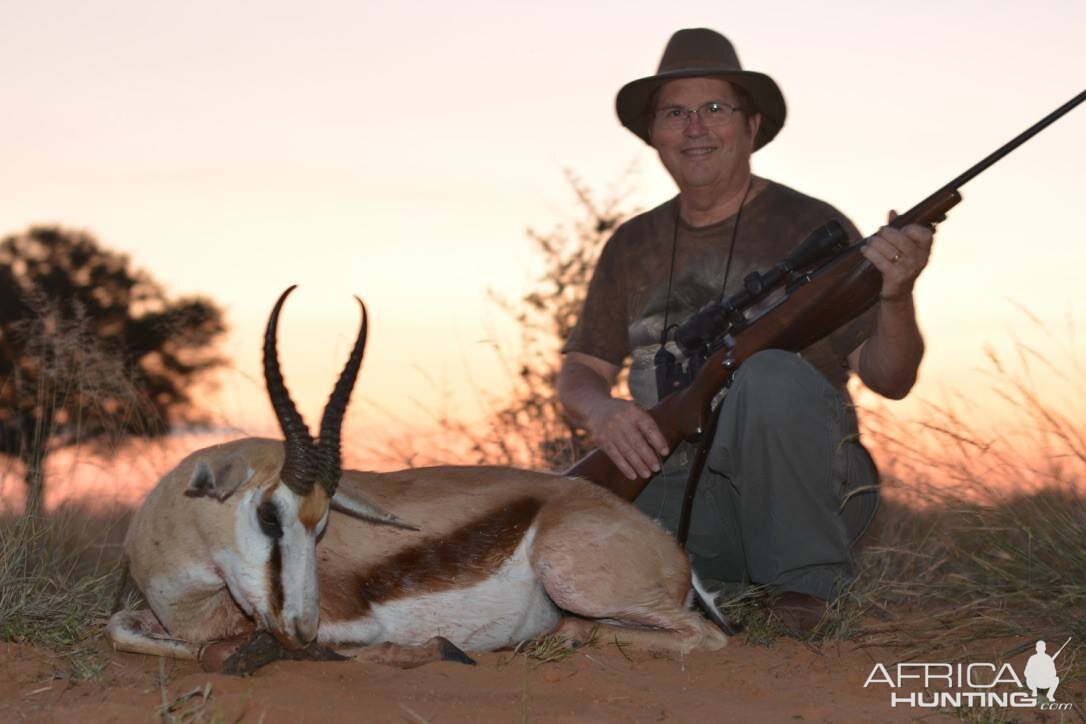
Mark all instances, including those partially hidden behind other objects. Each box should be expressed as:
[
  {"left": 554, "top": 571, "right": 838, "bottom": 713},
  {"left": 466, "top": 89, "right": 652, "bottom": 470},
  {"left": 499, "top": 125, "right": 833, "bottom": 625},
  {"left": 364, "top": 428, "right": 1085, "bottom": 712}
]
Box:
[{"left": 563, "top": 179, "right": 876, "bottom": 407}]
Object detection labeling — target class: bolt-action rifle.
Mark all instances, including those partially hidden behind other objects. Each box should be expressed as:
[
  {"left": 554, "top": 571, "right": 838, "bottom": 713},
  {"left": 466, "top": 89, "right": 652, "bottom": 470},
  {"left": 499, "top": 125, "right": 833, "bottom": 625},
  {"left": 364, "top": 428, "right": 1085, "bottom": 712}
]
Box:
[{"left": 566, "top": 90, "right": 1086, "bottom": 528}]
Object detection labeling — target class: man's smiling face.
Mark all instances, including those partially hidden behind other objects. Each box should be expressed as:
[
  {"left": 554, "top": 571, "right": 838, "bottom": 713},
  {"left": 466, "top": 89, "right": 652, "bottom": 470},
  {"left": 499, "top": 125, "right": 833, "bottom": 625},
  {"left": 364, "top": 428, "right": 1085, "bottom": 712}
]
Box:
[{"left": 650, "top": 77, "right": 761, "bottom": 195}]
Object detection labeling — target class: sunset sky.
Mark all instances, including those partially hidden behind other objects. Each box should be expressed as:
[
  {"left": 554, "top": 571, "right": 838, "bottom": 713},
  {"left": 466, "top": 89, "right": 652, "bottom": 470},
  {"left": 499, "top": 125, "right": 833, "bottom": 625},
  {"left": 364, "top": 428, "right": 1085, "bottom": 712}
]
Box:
[{"left": 4, "top": 0, "right": 1084, "bottom": 466}]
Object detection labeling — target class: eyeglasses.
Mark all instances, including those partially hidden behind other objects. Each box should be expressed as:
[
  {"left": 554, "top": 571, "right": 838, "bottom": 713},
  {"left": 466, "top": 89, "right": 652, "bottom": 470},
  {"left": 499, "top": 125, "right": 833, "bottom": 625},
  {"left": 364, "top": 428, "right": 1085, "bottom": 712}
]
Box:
[{"left": 653, "top": 101, "right": 744, "bottom": 130}]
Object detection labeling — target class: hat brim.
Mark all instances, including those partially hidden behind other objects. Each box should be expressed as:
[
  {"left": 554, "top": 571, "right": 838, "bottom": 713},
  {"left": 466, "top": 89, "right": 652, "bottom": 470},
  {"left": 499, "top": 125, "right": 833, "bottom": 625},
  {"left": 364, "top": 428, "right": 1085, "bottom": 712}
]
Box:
[{"left": 616, "top": 68, "right": 786, "bottom": 151}]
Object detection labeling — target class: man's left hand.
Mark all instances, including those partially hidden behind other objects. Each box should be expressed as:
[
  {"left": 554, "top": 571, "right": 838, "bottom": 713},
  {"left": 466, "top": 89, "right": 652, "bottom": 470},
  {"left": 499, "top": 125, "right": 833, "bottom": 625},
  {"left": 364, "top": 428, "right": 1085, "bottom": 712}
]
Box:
[{"left": 861, "top": 211, "right": 934, "bottom": 301}]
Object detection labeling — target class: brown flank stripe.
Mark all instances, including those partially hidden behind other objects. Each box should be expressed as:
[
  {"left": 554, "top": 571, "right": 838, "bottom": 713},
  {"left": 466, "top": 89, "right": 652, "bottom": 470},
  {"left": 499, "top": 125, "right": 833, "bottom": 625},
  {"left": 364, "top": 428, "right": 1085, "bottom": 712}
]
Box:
[{"left": 328, "top": 496, "right": 543, "bottom": 619}]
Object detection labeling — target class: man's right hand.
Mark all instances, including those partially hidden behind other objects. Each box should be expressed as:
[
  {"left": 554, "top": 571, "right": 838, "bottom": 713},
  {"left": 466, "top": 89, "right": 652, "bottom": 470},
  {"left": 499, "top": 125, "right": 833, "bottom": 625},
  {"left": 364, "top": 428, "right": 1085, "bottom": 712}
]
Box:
[
  {"left": 584, "top": 398, "right": 669, "bottom": 480},
  {"left": 557, "top": 352, "right": 671, "bottom": 481}
]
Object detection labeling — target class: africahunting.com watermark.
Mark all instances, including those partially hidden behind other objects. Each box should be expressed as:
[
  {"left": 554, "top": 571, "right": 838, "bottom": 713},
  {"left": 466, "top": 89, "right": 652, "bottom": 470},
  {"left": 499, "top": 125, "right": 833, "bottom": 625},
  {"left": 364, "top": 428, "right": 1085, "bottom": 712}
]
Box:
[{"left": 864, "top": 637, "right": 1074, "bottom": 710}]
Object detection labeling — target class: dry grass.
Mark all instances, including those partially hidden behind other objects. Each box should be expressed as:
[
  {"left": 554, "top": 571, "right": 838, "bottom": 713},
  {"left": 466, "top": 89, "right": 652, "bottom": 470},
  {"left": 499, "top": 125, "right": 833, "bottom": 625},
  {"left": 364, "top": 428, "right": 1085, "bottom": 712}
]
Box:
[
  {"left": 838, "top": 487, "right": 1085, "bottom": 692},
  {"left": 0, "top": 291, "right": 149, "bottom": 679},
  {"left": 0, "top": 281, "right": 205, "bottom": 680},
  {"left": 0, "top": 504, "right": 132, "bottom": 679},
  {"left": 709, "top": 338, "right": 1086, "bottom": 712},
  {"left": 848, "top": 339, "right": 1083, "bottom": 693},
  {"left": 510, "top": 627, "right": 600, "bottom": 667},
  {"left": 709, "top": 480, "right": 1084, "bottom": 724}
]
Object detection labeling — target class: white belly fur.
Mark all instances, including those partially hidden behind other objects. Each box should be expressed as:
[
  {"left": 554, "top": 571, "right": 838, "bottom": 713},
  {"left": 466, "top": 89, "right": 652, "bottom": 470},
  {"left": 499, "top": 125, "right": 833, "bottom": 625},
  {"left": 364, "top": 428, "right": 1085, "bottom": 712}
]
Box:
[{"left": 318, "top": 525, "right": 560, "bottom": 651}]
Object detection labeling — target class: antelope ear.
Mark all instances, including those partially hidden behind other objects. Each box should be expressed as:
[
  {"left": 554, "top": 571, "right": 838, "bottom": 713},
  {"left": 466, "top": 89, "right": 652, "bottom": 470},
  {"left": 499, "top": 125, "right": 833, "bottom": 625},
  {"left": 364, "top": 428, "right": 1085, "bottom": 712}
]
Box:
[
  {"left": 331, "top": 487, "right": 419, "bottom": 531},
  {"left": 185, "top": 456, "right": 254, "bottom": 501}
]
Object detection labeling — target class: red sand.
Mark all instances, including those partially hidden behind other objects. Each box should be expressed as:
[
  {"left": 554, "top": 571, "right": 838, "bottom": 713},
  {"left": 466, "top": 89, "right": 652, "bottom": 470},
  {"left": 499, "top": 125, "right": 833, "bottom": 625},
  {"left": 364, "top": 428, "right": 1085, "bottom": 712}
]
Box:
[{"left": 1, "top": 638, "right": 964, "bottom": 723}]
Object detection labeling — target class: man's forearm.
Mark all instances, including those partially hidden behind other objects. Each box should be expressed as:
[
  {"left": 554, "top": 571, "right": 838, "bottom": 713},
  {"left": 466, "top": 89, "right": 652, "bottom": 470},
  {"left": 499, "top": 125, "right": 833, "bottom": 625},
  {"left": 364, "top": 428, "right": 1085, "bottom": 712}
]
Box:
[
  {"left": 557, "top": 359, "right": 615, "bottom": 427},
  {"left": 857, "top": 295, "right": 925, "bottom": 400},
  {"left": 558, "top": 355, "right": 669, "bottom": 479}
]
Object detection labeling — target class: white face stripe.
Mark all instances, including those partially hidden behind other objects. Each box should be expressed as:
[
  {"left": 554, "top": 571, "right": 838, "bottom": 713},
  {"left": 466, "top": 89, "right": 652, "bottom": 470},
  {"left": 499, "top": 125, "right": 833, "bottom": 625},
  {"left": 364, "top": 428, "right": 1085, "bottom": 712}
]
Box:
[
  {"left": 211, "top": 483, "right": 327, "bottom": 643},
  {"left": 271, "top": 484, "right": 327, "bottom": 643},
  {"left": 212, "top": 488, "right": 275, "bottom": 626}
]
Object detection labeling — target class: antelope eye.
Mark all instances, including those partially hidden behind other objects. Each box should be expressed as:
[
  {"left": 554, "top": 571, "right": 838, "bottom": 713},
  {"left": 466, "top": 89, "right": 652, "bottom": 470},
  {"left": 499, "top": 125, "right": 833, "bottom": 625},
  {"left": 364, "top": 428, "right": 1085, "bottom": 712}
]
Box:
[{"left": 256, "top": 500, "right": 283, "bottom": 539}]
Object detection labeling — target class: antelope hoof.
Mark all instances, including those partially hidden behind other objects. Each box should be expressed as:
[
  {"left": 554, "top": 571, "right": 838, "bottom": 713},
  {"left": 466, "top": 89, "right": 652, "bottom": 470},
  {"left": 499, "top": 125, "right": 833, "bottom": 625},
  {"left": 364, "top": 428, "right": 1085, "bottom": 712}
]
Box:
[{"left": 434, "top": 636, "right": 476, "bottom": 666}]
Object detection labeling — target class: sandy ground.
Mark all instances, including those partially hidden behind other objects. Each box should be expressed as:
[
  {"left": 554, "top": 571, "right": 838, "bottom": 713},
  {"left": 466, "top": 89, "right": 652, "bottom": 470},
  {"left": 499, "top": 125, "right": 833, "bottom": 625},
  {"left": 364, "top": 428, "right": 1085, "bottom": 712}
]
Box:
[{"left": 0, "top": 637, "right": 982, "bottom": 724}]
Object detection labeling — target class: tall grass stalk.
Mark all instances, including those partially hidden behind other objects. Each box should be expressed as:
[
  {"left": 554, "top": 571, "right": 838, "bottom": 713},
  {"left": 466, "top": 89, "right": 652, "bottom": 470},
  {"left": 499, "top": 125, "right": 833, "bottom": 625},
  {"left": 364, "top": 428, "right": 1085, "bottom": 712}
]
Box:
[
  {"left": 0, "top": 504, "right": 131, "bottom": 678},
  {"left": 825, "top": 337, "right": 1084, "bottom": 689}
]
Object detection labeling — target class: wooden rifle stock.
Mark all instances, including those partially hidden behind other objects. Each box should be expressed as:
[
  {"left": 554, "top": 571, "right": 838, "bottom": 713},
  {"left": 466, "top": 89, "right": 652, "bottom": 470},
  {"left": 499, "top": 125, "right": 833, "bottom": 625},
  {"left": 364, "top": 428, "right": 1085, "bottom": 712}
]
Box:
[{"left": 566, "top": 90, "right": 1085, "bottom": 501}]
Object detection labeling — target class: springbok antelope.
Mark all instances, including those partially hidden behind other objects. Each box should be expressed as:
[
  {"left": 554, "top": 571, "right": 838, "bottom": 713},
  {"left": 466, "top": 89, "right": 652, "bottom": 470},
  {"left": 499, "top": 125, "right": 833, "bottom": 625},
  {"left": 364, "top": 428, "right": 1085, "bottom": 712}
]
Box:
[{"left": 108, "top": 287, "right": 728, "bottom": 670}]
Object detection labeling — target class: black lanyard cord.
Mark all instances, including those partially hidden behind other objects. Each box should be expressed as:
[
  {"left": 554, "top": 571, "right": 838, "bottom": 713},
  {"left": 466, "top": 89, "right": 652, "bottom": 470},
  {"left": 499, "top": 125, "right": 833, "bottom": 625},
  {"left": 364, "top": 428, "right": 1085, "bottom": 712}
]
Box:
[{"left": 658, "top": 178, "right": 753, "bottom": 348}]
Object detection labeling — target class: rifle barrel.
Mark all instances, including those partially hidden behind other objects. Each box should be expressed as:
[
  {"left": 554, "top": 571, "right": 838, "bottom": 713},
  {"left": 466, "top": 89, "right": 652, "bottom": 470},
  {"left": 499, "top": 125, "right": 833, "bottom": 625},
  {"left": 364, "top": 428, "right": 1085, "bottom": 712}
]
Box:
[{"left": 903, "top": 90, "right": 1086, "bottom": 221}]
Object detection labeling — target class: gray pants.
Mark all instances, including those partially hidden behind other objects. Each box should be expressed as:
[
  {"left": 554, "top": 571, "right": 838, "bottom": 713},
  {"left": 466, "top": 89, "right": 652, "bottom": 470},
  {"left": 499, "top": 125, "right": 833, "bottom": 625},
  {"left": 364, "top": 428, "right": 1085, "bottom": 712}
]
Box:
[{"left": 635, "top": 350, "right": 879, "bottom": 601}]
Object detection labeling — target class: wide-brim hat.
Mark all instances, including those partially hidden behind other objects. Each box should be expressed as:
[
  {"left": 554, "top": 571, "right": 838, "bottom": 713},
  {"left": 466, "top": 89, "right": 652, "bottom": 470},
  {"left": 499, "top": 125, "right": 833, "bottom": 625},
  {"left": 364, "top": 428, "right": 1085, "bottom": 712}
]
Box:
[{"left": 616, "top": 28, "right": 786, "bottom": 151}]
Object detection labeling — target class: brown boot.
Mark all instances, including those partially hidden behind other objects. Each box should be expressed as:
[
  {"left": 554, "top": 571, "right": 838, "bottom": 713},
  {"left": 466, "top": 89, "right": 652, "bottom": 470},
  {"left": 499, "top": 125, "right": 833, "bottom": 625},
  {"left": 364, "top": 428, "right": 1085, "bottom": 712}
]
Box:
[{"left": 767, "top": 592, "right": 828, "bottom": 637}]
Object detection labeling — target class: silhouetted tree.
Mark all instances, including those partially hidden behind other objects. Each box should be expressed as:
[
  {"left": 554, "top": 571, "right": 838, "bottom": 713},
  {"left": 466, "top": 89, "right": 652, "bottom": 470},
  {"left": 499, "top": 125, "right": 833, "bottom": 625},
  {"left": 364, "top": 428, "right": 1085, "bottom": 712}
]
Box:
[{"left": 0, "top": 226, "right": 226, "bottom": 514}]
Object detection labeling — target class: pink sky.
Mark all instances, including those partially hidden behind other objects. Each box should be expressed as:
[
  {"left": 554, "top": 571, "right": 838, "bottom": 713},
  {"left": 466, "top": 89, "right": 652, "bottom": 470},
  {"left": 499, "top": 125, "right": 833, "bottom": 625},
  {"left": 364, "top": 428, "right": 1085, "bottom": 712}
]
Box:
[{"left": 3, "top": 1, "right": 1084, "bottom": 508}]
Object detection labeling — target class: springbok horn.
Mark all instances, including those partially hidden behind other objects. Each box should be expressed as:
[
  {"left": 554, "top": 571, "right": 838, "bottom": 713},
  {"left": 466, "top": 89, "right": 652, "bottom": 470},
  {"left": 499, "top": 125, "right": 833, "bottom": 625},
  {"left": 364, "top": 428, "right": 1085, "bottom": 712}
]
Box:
[
  {"left": 263, "top": 286, "right": 317, "bottom": 497},
  {"left": 315, "top": 300, "right": 417, "bottom": 529},
  {"left": 316, "top": 297, "right": 367, "bottom": 496}
]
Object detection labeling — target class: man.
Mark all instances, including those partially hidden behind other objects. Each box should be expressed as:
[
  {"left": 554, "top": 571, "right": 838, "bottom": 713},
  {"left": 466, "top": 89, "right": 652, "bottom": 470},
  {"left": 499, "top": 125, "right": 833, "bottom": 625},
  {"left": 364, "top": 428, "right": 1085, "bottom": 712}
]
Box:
[
  {"left": 1025, "top": 640, "right": 1062, "bottom": 701},
  {"left": 557, "top": 28, "right": 933, "bottom": 634}
]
